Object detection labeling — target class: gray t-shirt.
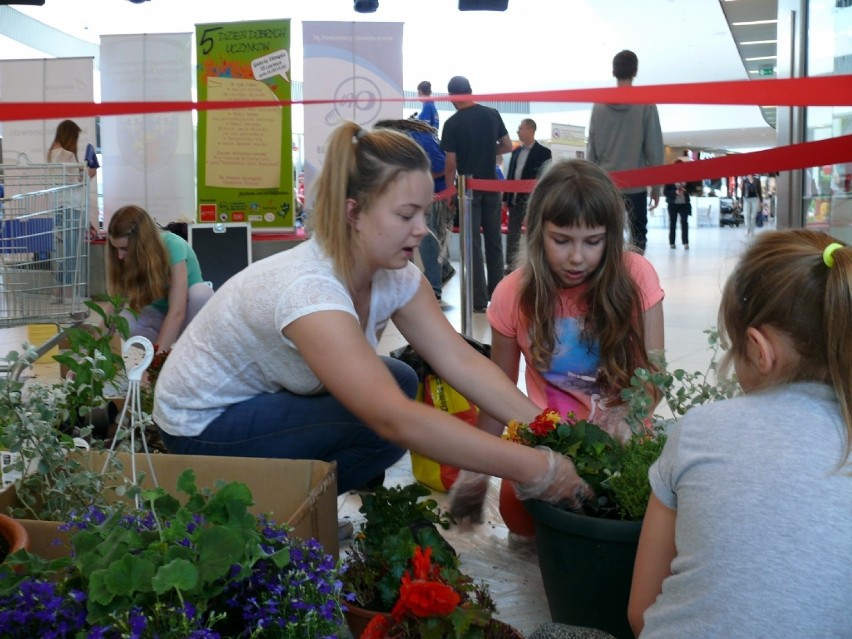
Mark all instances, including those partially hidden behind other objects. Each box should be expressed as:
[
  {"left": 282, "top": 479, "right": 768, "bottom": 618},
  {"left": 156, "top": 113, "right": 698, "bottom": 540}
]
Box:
[
  {"left": 153, "top": 238, "right": 421, "bottom": 436},
  {"left": 642, "top": 382, "right": 852, "bottom": 638}
]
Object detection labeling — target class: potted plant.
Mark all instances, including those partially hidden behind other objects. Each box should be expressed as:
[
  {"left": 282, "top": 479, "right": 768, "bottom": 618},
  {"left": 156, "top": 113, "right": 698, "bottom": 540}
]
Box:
[
  {"left": 0, "top": 346, "right": 121, "bottom": 524},
  {"left": 518, "top": 332, "right": 740, "bottom": 639},
  {"left": 342, "top": 482, "right": 523, "bottom": 639},
  {"left": 0, "top": 469, "right": 348, "bottom": 637},
  {"left": 0, "top": 514, "right": 28, "bottom": 564},
  {"left": 360, "top": 545, "right": 523, "bottom": 639}
]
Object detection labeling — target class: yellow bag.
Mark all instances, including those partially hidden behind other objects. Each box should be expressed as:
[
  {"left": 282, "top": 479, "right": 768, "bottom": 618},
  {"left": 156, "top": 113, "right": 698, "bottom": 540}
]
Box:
[{"left": 410, "top": 373, "right": 480, "bottom": 493}]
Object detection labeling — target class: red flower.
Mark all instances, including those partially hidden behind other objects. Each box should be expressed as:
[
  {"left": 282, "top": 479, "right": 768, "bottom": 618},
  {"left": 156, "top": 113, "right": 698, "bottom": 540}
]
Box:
[
  {"left": 529, "top": 409, "right": 560, "bottom": 437},
  {"left": 393, "top": 579, "right": 462, "bottom": 618},
  {"left": 411, "top": 545, "right": 433, "bottom": 580},
  {"left": 362, "top": 614, "right": 392, "bottom": 639}
]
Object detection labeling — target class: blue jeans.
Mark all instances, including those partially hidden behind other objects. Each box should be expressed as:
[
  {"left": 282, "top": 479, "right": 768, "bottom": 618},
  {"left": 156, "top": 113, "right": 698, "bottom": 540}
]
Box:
[
  {"left": 158, "top": 356, "right": 417, "bottom": 494},
  {"left": 419, "top": 199, "right": 451, "bottom": 296},
  {"left": 468, "top": 190, "right": 504, "bottom": 309}
]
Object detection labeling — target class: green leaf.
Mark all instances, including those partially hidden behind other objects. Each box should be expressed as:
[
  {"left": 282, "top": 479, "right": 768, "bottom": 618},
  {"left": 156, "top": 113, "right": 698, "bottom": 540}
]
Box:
[
  {"left": 197, "top": 526, "right": 249, "bottom": 583},
  {"left": 151, "top": 557, "right": 198, "bottom": 595},
  {"left": 104, "top": 554, "right": 157, "bottom": 596}
]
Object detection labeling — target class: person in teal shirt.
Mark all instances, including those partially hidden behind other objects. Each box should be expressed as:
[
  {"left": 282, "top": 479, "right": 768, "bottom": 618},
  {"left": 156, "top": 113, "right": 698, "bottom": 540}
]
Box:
[{"left": 106, "top": 205, "right": 213, "bottom": 352}]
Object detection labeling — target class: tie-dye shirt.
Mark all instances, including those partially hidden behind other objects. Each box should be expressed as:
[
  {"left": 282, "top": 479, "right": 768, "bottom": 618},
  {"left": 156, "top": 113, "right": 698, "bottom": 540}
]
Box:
[{"left": 487, "top": 252, "right": 664, "bottom": 421}]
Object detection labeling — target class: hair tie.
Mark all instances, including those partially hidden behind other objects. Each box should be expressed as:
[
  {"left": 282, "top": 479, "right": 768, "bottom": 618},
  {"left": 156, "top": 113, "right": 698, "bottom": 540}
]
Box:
[
  {"left": 351, "top": 128, "right": 367, "bottom": 145},
  {"left": 822, "top": 242, "right": 843, "bottom": 268}
]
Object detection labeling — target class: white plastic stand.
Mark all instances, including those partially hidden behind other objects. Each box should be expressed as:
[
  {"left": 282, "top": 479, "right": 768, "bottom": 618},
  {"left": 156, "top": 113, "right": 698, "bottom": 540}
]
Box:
[{"left": 102, "top": 335, "right": 159, "bottom": 505}]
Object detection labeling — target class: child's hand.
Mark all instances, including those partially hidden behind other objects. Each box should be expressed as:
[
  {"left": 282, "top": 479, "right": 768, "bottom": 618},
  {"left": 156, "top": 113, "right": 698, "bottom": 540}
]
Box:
[{"left": 514, "top": 447, "right": 593, "bottom": 509}]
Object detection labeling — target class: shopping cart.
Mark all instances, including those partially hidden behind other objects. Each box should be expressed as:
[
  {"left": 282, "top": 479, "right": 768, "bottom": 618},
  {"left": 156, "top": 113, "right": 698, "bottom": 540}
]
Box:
[{"left": 0, "top": 153, "right": 91, "bottom": 378}]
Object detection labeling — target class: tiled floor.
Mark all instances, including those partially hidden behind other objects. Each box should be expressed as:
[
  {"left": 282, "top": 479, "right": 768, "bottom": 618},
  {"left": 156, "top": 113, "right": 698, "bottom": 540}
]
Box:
[
  {"left": 0, "top": 220, "right": 768, "bottom": 636},
  {"left": 338, "top": 221, "right": 770, "bottom": 636}
]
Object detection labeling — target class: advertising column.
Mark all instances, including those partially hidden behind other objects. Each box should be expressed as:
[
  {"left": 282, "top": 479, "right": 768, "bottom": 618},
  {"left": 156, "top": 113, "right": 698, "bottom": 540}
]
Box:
[
  {"left": 100, "top": 33, "right": 194, "bottom": 227},
  {"left": 196, "top": 20, "right": 293, "bottom": 230},
  {"left": 302, "top": 22, "right": 404, "bottom": 208}
]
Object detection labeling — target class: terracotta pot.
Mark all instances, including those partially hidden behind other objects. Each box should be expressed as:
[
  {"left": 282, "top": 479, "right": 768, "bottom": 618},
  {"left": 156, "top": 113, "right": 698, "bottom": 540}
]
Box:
[
  {"left": 0, "top": 513, "right": 29, "bottom": 562},
  {"left": 498, "top": 479, "right": 535, "bottom": 537},
  {"left": 344, "top": 602, "right": 392, "bottom": 638},
  {"left": 345, "top": 602, "right": 525, "bottom": 638}
]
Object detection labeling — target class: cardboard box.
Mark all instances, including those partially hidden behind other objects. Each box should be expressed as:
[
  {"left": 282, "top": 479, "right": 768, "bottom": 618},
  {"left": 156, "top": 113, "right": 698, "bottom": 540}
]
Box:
[{"left": 0, "top": 451, "right": 338, "bottom": 559}]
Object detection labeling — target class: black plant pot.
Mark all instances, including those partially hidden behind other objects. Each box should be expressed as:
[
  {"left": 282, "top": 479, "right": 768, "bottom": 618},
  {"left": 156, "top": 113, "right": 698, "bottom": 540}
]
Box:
[
  {"left": 525, "top": 499, "right": 642, "bottom": 639},
  {"left": 60, "top": 401, "right": 119, "bottom": 440}
]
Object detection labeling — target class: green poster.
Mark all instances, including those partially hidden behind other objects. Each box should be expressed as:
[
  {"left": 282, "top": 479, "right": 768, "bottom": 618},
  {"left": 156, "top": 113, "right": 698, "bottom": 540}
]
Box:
[{"left": 196, "top": 20, "right": 293, "bottom": 230}]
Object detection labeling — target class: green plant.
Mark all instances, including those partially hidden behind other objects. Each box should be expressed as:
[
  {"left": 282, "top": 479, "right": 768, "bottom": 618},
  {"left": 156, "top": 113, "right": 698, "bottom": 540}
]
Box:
[
  {"left": 344, "top": 483, "right": 457, "bottom": 612},
  {"left": 53, "top": 295, "right": 131, "bottom": 428},
  {"left": 505, "top": 409, "right": 651, "bottom": 519},
  {"left": 360, "top": 545, "right": 519, "bottom": 639},
  {"left": 0, "top": 470, "right": 348, "bottom": 637},
  {"left": 0, "top": 297, "right": 140, "bottom": 521},
  {"left": 509, "top": 330, "right": 741, "bottom": 520},
  {"left": 0, "top": 347, "right": 122, "bottom": 521}
]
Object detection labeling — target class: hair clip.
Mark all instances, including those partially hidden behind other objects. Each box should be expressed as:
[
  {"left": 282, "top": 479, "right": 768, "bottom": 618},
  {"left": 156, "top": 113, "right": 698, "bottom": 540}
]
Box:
[{"left": 822, "top": 242, "right": 843, "bottom": 268}]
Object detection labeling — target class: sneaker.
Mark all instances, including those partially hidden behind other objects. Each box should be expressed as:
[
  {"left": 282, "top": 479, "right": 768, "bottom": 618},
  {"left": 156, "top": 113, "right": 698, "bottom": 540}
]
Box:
[
  {"left": 684, "top": 244, "right": 689, "bottom": 250},
  {"left": 670, "top": 244, "right": 676, "bottom": 249},
  {"left": 338, "top": 519, "right": 354, "bottom": 540}
]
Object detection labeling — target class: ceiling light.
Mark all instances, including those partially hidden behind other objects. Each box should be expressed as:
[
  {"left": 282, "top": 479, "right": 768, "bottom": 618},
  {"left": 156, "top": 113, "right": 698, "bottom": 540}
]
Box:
[
  {"left": 740, "top": 39, "right": 777, "bottom": 45},
  {"left": 354, "top": 0, "right": 379, "bottom": 11},
  {"left": 732, "top": 19, "right": 778, "bottom": 26},
  {"left": 745, "top": 55, "right": 777, "bottom": 61}
]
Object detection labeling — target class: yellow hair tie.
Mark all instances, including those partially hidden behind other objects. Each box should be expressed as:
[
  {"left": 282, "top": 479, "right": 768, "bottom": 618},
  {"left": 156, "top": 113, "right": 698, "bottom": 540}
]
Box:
[{"left": 822, "top": 242, "right": 843, "bottom": 268}]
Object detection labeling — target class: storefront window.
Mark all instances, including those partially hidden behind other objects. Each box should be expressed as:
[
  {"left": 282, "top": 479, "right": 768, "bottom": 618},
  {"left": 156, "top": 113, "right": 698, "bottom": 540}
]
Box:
[{"left": 803, "top": 1, "right": 852, "bottom": 241}]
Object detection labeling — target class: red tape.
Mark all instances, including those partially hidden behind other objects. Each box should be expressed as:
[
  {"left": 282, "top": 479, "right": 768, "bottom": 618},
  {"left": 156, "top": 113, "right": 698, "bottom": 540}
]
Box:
[{"left": 3, "top": 74, "right": 849, "bottom": 187}]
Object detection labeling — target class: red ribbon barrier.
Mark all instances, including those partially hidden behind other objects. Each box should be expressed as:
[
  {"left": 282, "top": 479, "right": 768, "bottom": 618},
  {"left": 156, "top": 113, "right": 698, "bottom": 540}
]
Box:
[
  {"left": 1, "top": 75, "right": 850, "bottom": 123},
  {"left": 440, "top": 133, "right": 852, "bottom": 196},
  {"left": 3, "top": 75, "right": 849, "bottom": 189}
]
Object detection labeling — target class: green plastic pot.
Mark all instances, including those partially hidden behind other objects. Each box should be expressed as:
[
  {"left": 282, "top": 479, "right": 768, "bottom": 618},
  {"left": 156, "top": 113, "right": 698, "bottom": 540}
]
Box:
[{"left": 525, "top": 499, "right": 642, "bottom": 639}]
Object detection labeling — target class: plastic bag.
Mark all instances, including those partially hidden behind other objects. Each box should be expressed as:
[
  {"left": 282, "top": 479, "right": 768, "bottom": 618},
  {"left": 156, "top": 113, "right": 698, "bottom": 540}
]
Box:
[{"left": 391, "top": 337, "right": 491, "bottom": 492}]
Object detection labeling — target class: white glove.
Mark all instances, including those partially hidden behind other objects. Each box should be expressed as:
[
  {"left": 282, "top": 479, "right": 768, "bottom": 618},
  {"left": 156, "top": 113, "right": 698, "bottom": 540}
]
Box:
[
  {"left": 513, "top": 447, "right": 592, "bottom": 508},
  {"left": 448, "top": 470, "right": 491, "bottom": 524}
]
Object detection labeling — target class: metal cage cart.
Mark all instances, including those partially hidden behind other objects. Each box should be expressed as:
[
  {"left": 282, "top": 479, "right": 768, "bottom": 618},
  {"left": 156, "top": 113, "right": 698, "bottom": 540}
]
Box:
[{"left": 0, "top": 154, "right": 91, "bottom": 377}]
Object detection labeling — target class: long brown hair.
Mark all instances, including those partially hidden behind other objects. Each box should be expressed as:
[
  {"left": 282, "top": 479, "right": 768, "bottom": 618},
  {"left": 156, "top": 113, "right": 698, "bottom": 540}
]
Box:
[
  {"left": 309, "top": 121, "right": 429, "bottom": 289},
  {"left": 519, "top": 159, "right": 651, "bottom": 400},
  {"left": 719, "top": 229, "right": 852, "bottom": 464},
  {"left": 106, "top": 205, "right": 170, "bottom": 311},
  {"left": 49, "top": 120, "right": 82, "bottom": 159}
]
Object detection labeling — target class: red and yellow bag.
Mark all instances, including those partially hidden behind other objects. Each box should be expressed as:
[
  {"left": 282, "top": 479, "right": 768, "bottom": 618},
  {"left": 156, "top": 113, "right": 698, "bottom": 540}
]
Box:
[{"left": 410, "top": 373, "right": 480, "bottom": 492}]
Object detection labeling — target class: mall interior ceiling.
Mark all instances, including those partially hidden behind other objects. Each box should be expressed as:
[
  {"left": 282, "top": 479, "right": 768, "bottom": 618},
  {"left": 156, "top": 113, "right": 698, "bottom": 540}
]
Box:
[{"left": 0, "top": 0, "right": 782, "bottom": 154}]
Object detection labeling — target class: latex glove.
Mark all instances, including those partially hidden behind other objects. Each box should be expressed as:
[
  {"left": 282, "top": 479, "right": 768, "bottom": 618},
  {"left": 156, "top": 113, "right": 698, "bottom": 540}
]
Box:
[
  {"left": 513, "top": 447, "right": 592, "bottom": 509},
  {"left": 448, "top": 470, "right": 490, "bottom": 524}
]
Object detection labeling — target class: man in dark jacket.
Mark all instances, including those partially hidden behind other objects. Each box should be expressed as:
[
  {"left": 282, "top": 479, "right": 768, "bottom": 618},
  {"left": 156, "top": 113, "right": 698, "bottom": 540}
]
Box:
[{"left": 504, "top": 118, "right": 552, "bottom": 271}]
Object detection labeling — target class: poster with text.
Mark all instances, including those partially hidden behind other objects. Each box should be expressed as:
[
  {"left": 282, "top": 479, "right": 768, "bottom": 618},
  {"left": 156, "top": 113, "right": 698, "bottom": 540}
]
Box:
[
  {"left": 196, "top": 19, "right": 293, "bottom": 230},
  {"left": 302, "top": 22, "right": 403, "bottom": 210}
]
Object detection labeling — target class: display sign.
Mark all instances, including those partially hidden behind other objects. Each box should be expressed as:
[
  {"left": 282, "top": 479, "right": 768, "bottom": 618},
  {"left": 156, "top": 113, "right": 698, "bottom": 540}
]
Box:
[{"left": 195, "top": 20, "right": 294, "bottom": 230}]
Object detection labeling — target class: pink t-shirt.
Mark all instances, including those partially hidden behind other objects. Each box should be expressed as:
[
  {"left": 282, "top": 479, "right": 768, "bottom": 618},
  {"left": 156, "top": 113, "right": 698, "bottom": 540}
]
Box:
[{"left": 487, "top": 252, "right": 664, "bottom": 421}]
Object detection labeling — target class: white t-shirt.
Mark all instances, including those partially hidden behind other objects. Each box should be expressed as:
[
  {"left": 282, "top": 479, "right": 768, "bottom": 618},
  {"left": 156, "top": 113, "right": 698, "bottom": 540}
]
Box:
[{"left": 152, "top": 239, "right": 422, "bottom": 436}]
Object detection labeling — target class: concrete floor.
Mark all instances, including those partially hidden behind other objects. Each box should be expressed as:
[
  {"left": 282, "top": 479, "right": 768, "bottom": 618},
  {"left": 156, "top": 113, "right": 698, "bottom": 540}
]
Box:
[{"left": 0, "top": 220, "right": 768, "bottom": 637}]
